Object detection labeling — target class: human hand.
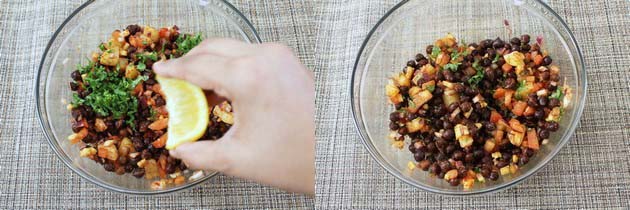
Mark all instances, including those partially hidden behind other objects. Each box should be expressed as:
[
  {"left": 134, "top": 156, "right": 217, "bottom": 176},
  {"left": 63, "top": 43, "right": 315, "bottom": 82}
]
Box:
[{"left": 153, "top": 38, "right": 315, "bottom": 195}]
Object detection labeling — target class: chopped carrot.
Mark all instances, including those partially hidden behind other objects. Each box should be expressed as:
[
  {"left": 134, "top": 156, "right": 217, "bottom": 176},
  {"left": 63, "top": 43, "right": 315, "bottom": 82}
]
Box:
[
  {"left": 490, "top": 110, "right": 503, "bottom": 123},
  {"left": 527, "top": 129, "right": 540, "bottom": 150},
  {"left": 531, "top": 82, "right": 543, "bottom": 92},
  {"left": 493, "top": 88, "right": 506, "bottom": 99},
  {"left": 511, "top": 101, "right": 527, "bottom": 116}
]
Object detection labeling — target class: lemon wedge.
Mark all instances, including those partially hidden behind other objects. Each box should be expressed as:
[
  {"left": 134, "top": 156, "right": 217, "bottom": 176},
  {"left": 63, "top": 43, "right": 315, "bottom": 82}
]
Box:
[{"left": 156, "top": 76, "right": 209, "bottom": 150}]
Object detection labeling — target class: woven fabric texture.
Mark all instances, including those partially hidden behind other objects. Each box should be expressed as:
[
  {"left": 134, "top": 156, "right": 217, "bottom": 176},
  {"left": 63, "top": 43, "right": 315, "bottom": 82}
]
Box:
[
  {"left": 314, "top": 0, "right": 629, "bottom": 209},
  {"left": 0, "top": 0, "right": 314, "bottom": 209}
]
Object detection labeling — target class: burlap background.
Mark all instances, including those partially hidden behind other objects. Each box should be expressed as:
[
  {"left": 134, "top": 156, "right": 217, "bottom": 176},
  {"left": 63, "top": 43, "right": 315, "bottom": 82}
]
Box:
[
  {"left": 314, "top": 0, "right": 629, "bottom": 209},
  {"left": 0, "top": 0, "right": 314, "bottom": 209}
]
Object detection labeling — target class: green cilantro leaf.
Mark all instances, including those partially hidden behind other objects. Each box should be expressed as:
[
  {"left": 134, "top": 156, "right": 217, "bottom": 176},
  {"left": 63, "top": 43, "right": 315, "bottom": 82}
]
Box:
[
  {"left": 176, "top": 33, "right": 203, "bottom": 55},
  {"left": 71, "top": 63, "right": 148, "bottom": 129},
  {"left": 550, "top": 88, "right": 564, "bottom": 100},
  {"left": 77, "top": 60, "right": 95, "bottom": 74},
  {"left": 468, "top": 60, "right": 485, "bottom": 87},
  {"left": 137, "top": 62, "right": 146, "bottom": 71},
  {"left": 426, "top": 84, "right": 435, "bottom": 92},
  {"left": 444, "top": 63, "right": 461, "bottom": 72},
  {"left": 492, "top": 54, "right": 500, "bottom": 63},
  {"left": 99, "top": 43, "right": 106, "bottom": 51},
  {"left": 430, "top": 46, "right": 441, "bottom": 59},
  {"left": 515, "top": 80, "right": 528, "bottom": 100}
]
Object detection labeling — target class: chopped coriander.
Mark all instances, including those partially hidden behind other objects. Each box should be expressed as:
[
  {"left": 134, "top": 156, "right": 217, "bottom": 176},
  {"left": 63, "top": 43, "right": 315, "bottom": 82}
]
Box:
[
  {"left": 426, "top": 84, "right": 435, "bottom": 92},
  {"left": 149, "top": 107, "right": 158, "bottom": 121},
  {"left": 451, "top": 50, "right": 469, "bottom": 61},
  {"left": 98, "top": 43, "right": 106, "bottom": 51},
  {"left": 468, "top": 71, "right": 484, "bottom": 87},
  {"left": 430, "top": 46, "right": 441, "bottom": 59},
  {"left": 515, "top": 80, "right": 528, "bottom": 100},
  {"left": 492, "top": 53, "right": 500, "bottom": 63},
  {"left": 138, "top": 52, "right": 158, "bottom": 61},
  {"left": 71, "top": 63, "right": 147, "bottom": 128},
  {"left": 105, "top": 49, "right": 112, "bottom": 53},
  {"left": 408, "top": 99, "right": 416, "bottom": 108},
  {"left": 473, "top": 167, "right": 481, "bottom": 173},
  {"left": 176, "top": 33, "right": 203, "bottom": 55},
  {"left": 468, "top": 60, "right": 484, "bottom": 87},
  {"left": 550, "top": 88, "right": 563, "bottom": 100},
  {"left": 444, "top": 63, "right": 461, "bottom": 72},
  {"left": 136, "top": 62, "right": 146, "bottom": 71},
  {"left": 451, "top": 51, "right": 461, "bottom": 61},
  {"left": 472, "top": 59, "right": 483, "bottom": 72},
  {"left": 77, "top": 61, "right": 95, "bottom": 74},
  {"left": 159, "top": 42, "right": 167, "bottom": 54},
  {"left": 142, "top": 40, "right": 148, "bottom": 45}
]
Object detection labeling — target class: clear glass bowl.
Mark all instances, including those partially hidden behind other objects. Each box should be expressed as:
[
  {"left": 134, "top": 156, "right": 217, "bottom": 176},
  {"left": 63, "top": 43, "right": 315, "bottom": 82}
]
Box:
[
  {"left": 351, "top": 0, "right": 586, "bottom": 195},
  {"left": 36, "top": 0, "right": 261, "bottom": 194}
]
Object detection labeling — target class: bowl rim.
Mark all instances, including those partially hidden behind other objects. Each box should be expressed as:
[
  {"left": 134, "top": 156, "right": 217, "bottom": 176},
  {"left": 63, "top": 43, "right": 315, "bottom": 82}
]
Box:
[
  {"left": 35, "top": 0, "right": 262, "bottom": 195},
  {"left": 350, "top": 0, "right": 587, "bottom": 196}
]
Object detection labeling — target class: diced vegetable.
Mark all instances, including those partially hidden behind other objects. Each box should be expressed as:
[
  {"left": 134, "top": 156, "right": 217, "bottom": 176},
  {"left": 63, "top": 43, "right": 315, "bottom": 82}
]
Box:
[
  {"left": 406, "top": 118, "right": 425, "bottom": 133},
  {"left": 526, "top": 129, "right": 540, "bottom": 150},
  {"left": 546, "top": 107, "right": 561, "bottom": 122},
  {"left": 511, "top": 101, "right": 527, "bottom": 116},
  {"left": 508, "top": 130, "right": 524, "bottom": 146},
  {"left": 509, "top": 118, "right": 525, "bottom": 133}
]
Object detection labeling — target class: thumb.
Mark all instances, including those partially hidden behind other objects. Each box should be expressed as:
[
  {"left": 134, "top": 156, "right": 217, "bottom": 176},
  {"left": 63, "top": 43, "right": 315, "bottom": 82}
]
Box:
[{"left": 169, "top": 140, "right": 234, "bottom": 173}]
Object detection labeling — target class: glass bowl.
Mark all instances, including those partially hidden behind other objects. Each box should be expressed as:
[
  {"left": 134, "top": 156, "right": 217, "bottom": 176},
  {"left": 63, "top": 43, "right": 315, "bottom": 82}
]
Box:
[
  {"left": 36, "top": 0, "right": 261, "bottom": 194},
  {"left": 351, "top": 0, "right": 586, "bottom": 195}
]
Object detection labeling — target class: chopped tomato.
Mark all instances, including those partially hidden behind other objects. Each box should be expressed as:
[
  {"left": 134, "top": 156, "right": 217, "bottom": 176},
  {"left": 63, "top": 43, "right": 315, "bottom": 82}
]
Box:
[{"left": 158, "top": 28, "right": 170, "bottom": 38}]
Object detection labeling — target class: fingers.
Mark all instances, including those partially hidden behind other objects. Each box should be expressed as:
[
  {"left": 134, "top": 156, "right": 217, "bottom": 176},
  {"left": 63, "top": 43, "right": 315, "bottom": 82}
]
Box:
[
  {"left": 169, "top": 140, "right": 234, "bottom": 172},
  {"left": 186, "top": 38, "right": 253, "bottom": 57},
  {"left": 153, "top": 53, "right": 238, "bottom": 98}
]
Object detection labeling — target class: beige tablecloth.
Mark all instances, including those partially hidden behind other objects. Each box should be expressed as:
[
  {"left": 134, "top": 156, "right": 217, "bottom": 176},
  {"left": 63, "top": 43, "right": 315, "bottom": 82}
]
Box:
[
  {"left": 0, "top": 0, "right": 314, "bottom": 209},
  {"left": 1, "top": 0, "right": 629, "bottom": 209},
  {"left": 314, "top": 0, "right": 629, "bottom": 209}
]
